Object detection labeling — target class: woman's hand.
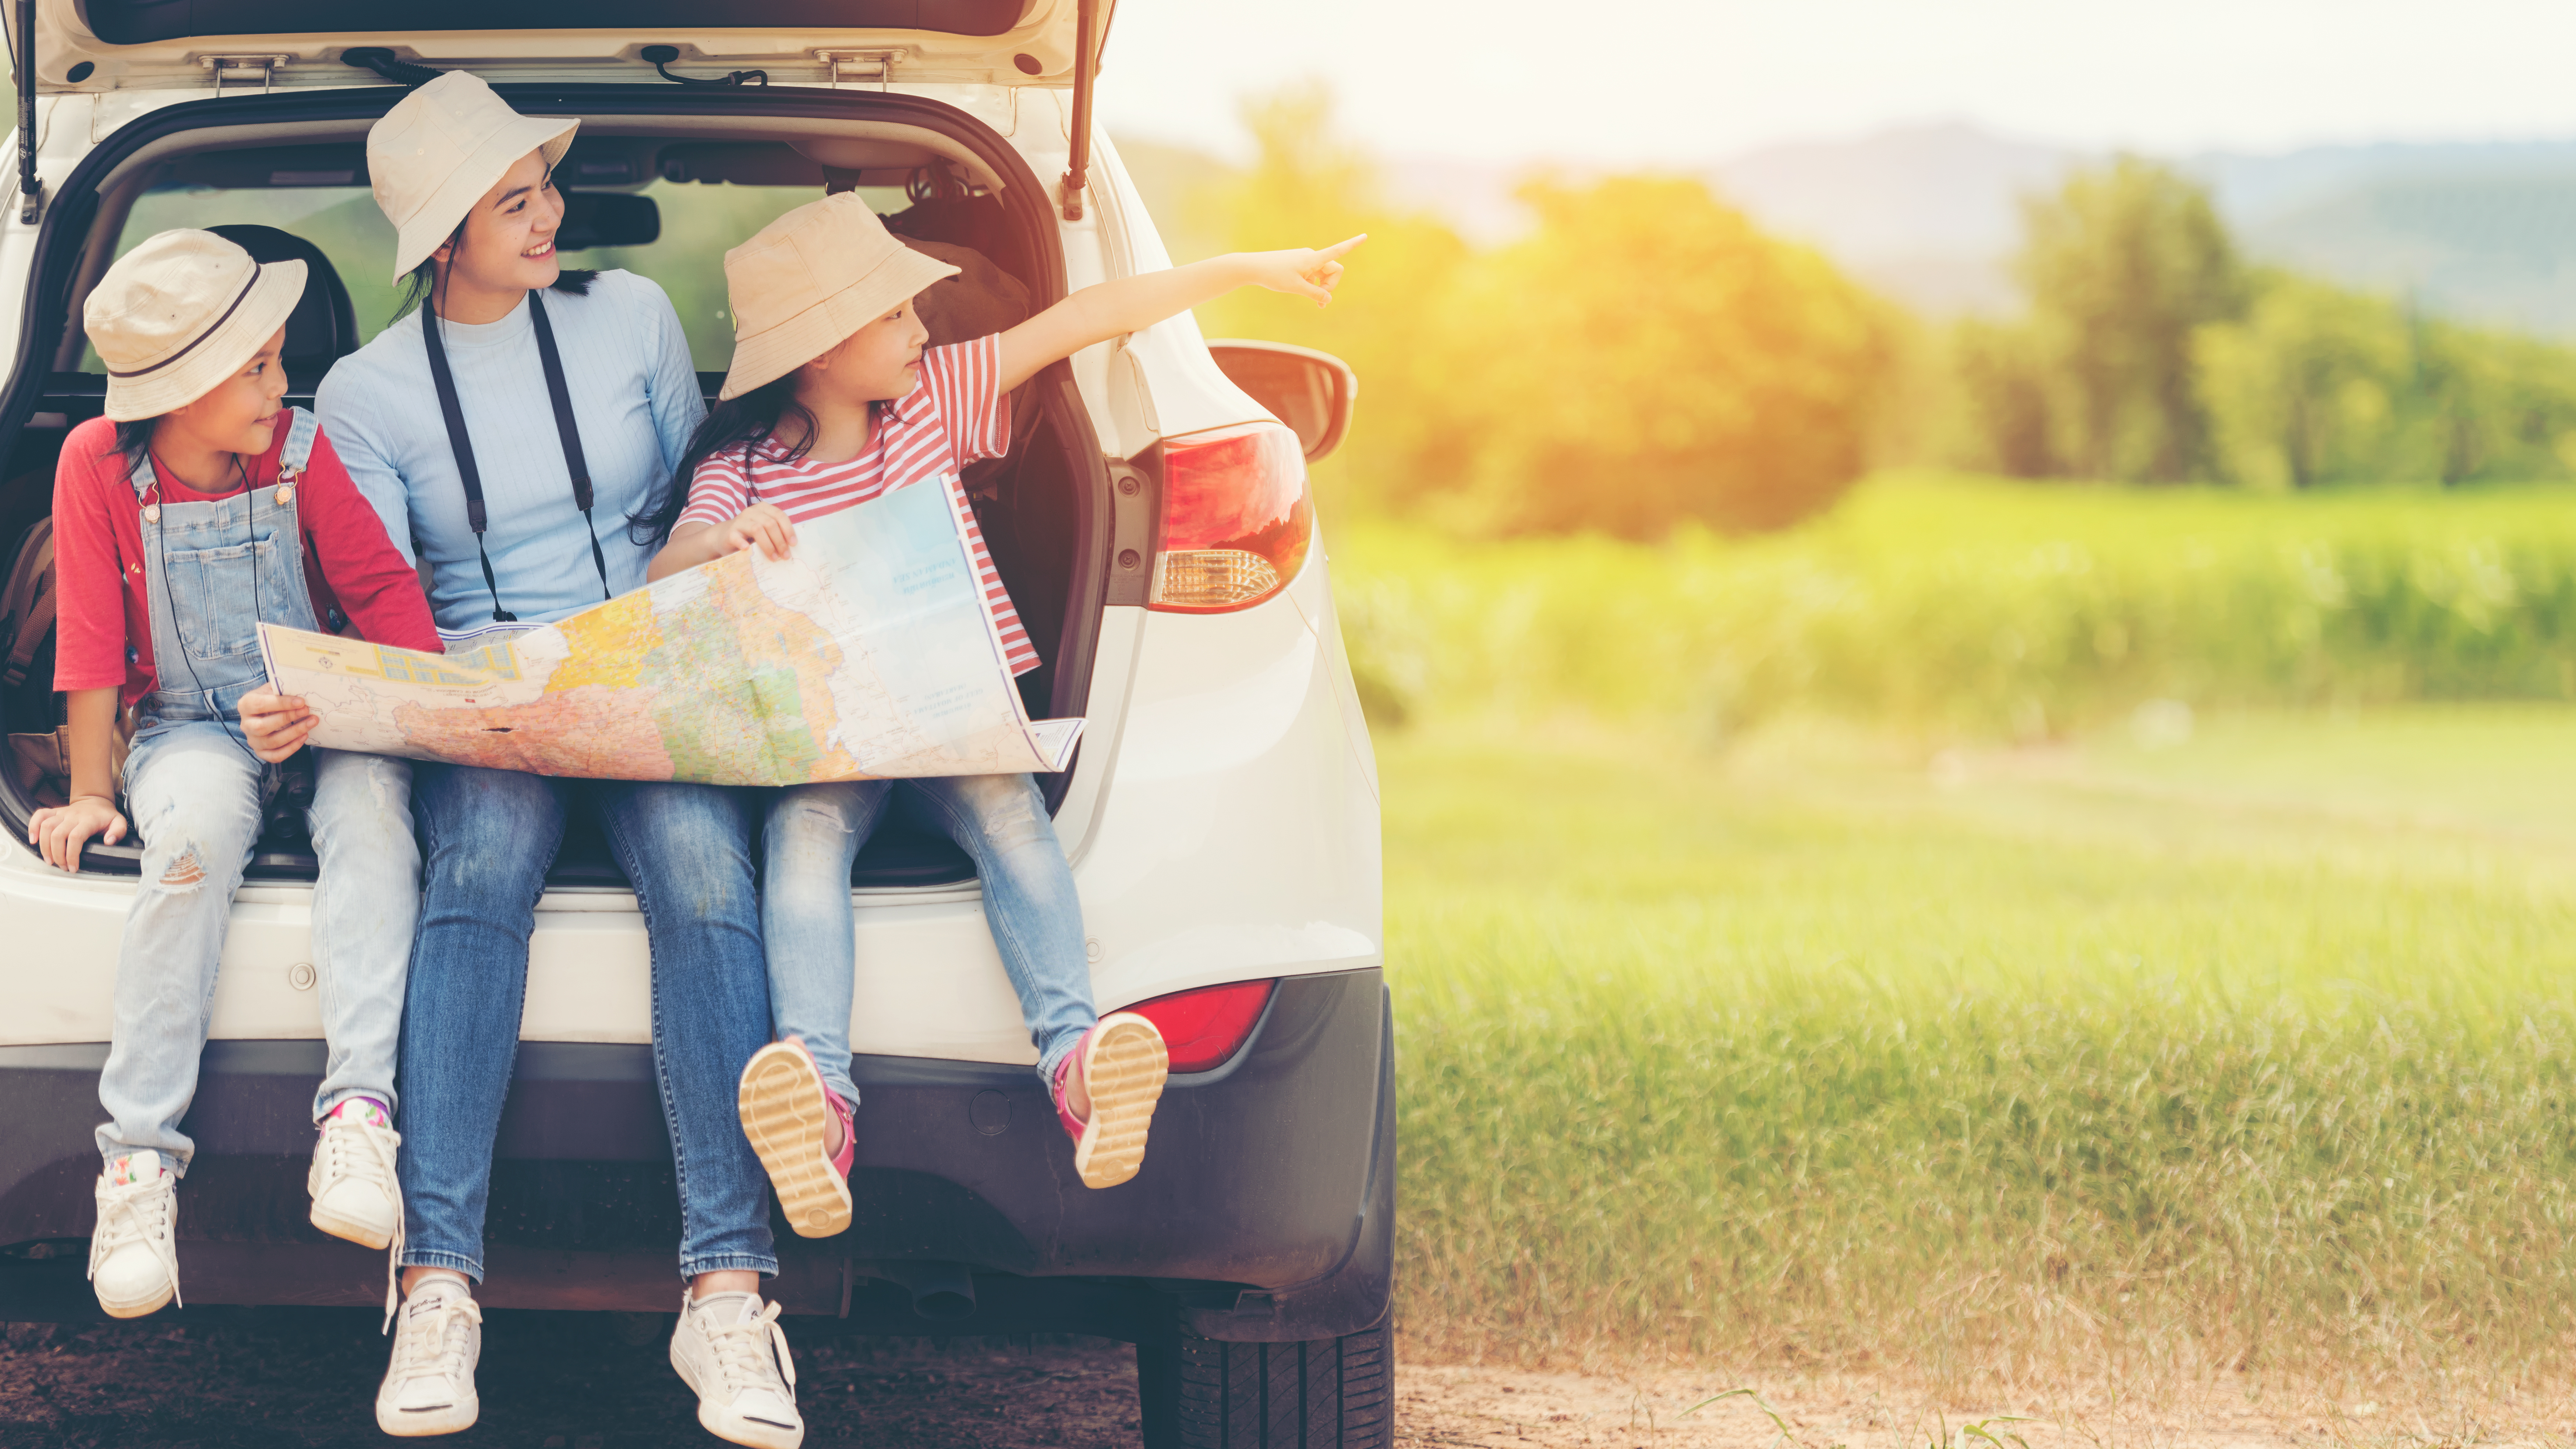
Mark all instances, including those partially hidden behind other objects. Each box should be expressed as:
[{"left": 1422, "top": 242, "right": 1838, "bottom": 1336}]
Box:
[
  {"left": 239, "top": 685, "right": 317, "bottom": 763},
  {"left": 1242, "top": 234, "right": 1367, "bottom": 307},
  {"left": 716, "top": 503, "right": 797, "bottom": 562},
  {"left": 28, "top": 795, "right": 125, "bottom": 873}
]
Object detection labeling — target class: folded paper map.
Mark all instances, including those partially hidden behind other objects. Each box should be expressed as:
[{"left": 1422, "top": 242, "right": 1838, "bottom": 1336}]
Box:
[{"left": 256, "top": 477, "right": 1082, "bottom": 785}]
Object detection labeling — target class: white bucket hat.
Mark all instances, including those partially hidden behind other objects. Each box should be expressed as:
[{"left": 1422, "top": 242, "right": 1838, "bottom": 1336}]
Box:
[
  {"left": 367, "top": 71, "right": 577, "bottom": 282},
  {"left": 85, "top": 230, "right": 307, "bottom": 422},
  {"left": 718, "top": 193, "right": 959, "bottom": 401}
]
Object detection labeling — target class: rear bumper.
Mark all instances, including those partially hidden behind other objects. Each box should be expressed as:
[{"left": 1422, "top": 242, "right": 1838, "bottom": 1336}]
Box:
[{"left": 0, "top": 970, "right": 1393, "bottom": 1343}]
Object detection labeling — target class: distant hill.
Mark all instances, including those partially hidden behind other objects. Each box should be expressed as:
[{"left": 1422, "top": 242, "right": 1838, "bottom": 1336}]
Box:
[
  {"left": 1111, "top": 123, "right": 2576, "bottom": 337},
  {"left": 1713, "top": 127, "right": 2576, "bottom": 334},
  {"left": 2229, "top": 167, "right": 2576, "bottom": 336}
]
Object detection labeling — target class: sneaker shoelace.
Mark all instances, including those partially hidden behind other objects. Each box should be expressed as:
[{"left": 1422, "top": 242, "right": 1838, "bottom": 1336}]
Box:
[
  {"left": 702, "top": 1299, "right": 799, "bottom": 1408},
  {"left": 88, "top": 1172, "right": 181, "bottom": 1309},
  {"left": 390, "top": 1289, "right": 481, "bottom": 1389},
  {"left": 318, "top": 1114, "right": 407, "bottom": 1331}
]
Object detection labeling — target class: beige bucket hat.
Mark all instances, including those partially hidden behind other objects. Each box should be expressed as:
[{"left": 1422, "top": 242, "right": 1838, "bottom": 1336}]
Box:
[
  {"left": 85, "top": 230, "right": 307, "bottom": 422},
  {"left": 367, "top": 70, "right": 577, "bottom": 282},
  {"left": 718, "top": 193, "right": 959, "bottom": 401}
]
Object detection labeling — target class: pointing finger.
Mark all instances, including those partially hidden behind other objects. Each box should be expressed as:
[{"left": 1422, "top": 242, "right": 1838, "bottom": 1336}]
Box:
[{"left": 1316, "top": 233, "right": 1368, "bottom": 262}]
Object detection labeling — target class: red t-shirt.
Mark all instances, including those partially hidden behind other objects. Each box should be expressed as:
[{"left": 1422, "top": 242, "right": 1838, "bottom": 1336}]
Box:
[{"left": 51, "top": 413, "right": 441, "bottom": 707}]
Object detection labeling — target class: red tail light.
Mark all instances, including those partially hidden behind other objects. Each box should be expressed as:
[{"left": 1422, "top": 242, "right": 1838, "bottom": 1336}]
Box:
[
  {"left": 1121, "top": 979, "right": 1278, "bottom": 1073},
  {"left": 1149, "top": 421, "right": 1312, "bottom": 613}
]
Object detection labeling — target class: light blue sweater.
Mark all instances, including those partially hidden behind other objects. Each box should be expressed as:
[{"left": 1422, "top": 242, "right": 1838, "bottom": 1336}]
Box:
[{"left": 316, "top": 270, "right": 706, "bottom": 632}]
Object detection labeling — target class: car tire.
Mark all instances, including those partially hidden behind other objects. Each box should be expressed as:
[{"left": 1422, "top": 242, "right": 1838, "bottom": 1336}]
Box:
[{"left": 1137, "top": 1319, "right": 1394, "bottom": 1449}]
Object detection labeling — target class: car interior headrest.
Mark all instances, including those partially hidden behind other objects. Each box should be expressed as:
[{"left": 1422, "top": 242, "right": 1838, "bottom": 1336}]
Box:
[{"left": 203, "top": 223, "right": 361, "bottom": 384}]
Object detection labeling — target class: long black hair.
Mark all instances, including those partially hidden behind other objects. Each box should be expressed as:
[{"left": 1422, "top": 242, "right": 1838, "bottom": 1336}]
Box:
[
  {"left": 631, "top": 371, "right": 819, "bottom": 548},
  {"left": 106, "top": 420, "right": 156, "bottom": 475}
]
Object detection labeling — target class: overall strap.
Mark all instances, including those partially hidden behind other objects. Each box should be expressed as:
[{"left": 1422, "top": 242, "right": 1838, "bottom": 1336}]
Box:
[
  {"left": 274, "top": 405, "right": 321, "bottom": 482},
  {"left": 272, "top": 408, "right": 313, "bottom": 615},
  {"left": 127, "top": 450, "right": 159, "bottom": 503},
  {"left": 525, "top": 291, "right": 612, "bottom": 607}
]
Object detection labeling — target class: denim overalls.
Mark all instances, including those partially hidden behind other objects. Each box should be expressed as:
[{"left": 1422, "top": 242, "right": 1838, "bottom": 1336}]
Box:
[{"left": 96, "top": 408, "right": 421, "bottom": 1175}]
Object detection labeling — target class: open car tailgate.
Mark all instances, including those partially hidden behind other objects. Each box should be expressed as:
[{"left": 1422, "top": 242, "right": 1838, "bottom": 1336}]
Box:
[{"left": 24, "top": 0, "right": 1112, "bottom": 92}]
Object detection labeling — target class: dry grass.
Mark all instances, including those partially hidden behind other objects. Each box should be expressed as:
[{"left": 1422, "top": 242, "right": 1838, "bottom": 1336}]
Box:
[{"left": 1383, "top": 709, "right": 2576, "bottom": 1404}]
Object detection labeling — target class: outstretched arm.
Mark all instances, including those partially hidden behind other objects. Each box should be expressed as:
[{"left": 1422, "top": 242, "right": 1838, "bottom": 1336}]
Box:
[{"left": 995, "top": 235, "right": 1365, "bottom": 394}]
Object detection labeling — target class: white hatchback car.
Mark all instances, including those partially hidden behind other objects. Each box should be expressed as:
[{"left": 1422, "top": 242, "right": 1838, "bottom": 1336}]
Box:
[{"left": 0, "top": 4, "right": 1390, "bottom": 1445}]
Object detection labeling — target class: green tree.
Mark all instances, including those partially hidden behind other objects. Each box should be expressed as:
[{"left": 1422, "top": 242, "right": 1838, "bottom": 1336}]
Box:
[
  {"left": 1187, "top": 84, "right": 1474, "bottom": 516},
  {"left": 1430, "top": 175, "right": 1894, "bottom": 536},
  {"left": 2194, "top": 271, "right": 2576, "bottom": 489},
  {"left": 2011, "top": 157, "right": 2244, "bottom": 482},
  {"left": 2195, "top": 271, "right": 2412, "bottom": 489},
  {"left": 2417, "top": 322, "right": 2576, "bottom": 484},
  {"left": 1949, "top": 318, "right": 2057, "bottom": 477}
]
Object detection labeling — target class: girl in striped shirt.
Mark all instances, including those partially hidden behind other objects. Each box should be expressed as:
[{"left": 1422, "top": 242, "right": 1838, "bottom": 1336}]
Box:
[{"left": 640, "top": 193, "right": 1361, "bottom": 1234}]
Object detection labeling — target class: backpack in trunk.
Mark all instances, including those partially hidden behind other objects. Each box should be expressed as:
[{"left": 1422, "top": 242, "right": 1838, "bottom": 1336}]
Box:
[
  {"left": 1, "top": 516, "right": 54, "bottom": 692},
  {"left": 1, "top": 516, "right": 146, "bottom": 813}
]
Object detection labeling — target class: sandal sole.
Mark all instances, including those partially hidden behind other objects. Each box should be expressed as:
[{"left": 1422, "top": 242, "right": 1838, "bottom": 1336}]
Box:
[
  {"left": 739, "top": 1042, "right": 853, "bottom": 1238},
  {"left": 1073, "top": 1014, "right": 1168, "bottom": 1190}
]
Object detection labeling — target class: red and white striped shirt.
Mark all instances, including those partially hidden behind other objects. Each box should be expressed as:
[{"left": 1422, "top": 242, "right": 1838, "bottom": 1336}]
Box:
[{"left": 677, "top": 333, "right": 1038, "bottom": 675}]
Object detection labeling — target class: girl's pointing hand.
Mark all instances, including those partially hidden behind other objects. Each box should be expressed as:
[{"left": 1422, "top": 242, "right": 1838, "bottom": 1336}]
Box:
[{"left": 1245, "top": 234, "right": 1367, "bottom": 307}]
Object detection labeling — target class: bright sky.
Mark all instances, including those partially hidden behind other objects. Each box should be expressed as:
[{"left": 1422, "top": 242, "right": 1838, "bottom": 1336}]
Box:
[{"left": 1097, "top": 0, "right": 2576, "bottom": 164}]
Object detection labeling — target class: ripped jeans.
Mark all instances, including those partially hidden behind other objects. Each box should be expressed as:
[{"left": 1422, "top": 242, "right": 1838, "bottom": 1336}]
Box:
[
  {"left": 96, "top": 720, "right": 418, "bottom": 1172},
  {"left": 762, "top": 774, "right": 1097, "bottom": 1103}
]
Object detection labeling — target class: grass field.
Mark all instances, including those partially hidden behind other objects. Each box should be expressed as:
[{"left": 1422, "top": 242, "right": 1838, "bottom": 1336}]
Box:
[{"left": 1383, "top": 704, "right": 2576, "bottom": 1395}]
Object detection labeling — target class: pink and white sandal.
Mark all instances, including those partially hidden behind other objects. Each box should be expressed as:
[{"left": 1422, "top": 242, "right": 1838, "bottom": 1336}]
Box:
[
  {"left": 738, "top": 1038, "right": 856, "bottom": 1237},
  {"left": 1052, "top": 1013, "right": 1169, "bottom": 1189}
]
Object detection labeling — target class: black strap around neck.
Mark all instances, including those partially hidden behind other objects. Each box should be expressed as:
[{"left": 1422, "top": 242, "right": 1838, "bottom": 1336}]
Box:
[{"left": 421, "top": 289, "right": 614, "bottom": 623}]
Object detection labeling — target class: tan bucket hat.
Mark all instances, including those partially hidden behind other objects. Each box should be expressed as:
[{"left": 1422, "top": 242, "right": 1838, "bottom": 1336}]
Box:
[
  {"left": 85, "top": 230, "right": 307, "bottom": 422},
  {"left": 367, "top": 70, "right": 577, "bottom": 282},
  {"left": 718, "top": 193, "right": 959, "bottom": 401}
]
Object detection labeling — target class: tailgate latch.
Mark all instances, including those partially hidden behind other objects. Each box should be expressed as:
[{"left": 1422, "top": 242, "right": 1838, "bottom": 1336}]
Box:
[
  {"left": 817, "top": 50, "right": 899, "bottom": 89},
  {"left": 199, "top": 54, "right": 287, "bottom": 96}
]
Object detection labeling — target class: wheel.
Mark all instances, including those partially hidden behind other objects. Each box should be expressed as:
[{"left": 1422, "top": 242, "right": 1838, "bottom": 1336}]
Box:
[{"left": 1137, "top": 1319, "right": 1393, "bottom": 1449}]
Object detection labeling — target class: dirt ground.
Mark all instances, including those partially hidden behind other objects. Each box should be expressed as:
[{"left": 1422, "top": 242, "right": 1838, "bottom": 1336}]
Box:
[
  {"left": 1386, "top": 1361, "right": 2558, "bottom": 1449},
  {"left": 0, "top": 1314, "right": 2555, "bottom": 1448}
]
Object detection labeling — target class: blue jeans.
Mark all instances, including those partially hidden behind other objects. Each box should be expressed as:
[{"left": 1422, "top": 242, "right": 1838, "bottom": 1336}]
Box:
[
  {"left": 764, "top": 773, "right": 1096, "bottom": 1104},
  {"left": 396, "top": 765, "right": 776, "bottom": 1283},
  {"left": 97, "top": 724, "right": 417, "bottom": 1171}
]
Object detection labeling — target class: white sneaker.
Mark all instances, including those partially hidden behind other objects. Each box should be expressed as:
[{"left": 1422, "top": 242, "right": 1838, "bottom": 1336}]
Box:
[
  {"left": 670, "top": 1290, "right": 804, "bottom": 1449},
  {"left": 376, "top": 1277, "right": 481, "bottom": 1438},
  {"left": 88, "top": 1156, "right": 180, "bottom": 1318},
  {"left": 309, "top": 1100, "right": 403, "bottom": 1250}
]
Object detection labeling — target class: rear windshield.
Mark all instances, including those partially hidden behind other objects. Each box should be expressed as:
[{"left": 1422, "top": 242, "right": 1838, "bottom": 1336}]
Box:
[
  {"left": 85, "top": 0, "right": 1027, "bottom": 45},
  {"left": 79, "top": 174, "right": 905, "bottom": 377}
]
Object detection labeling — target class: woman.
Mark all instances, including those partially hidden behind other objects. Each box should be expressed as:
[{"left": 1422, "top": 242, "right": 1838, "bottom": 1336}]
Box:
[{"left": 241, "top": 73, "right": 797, "bottom": 1446}]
